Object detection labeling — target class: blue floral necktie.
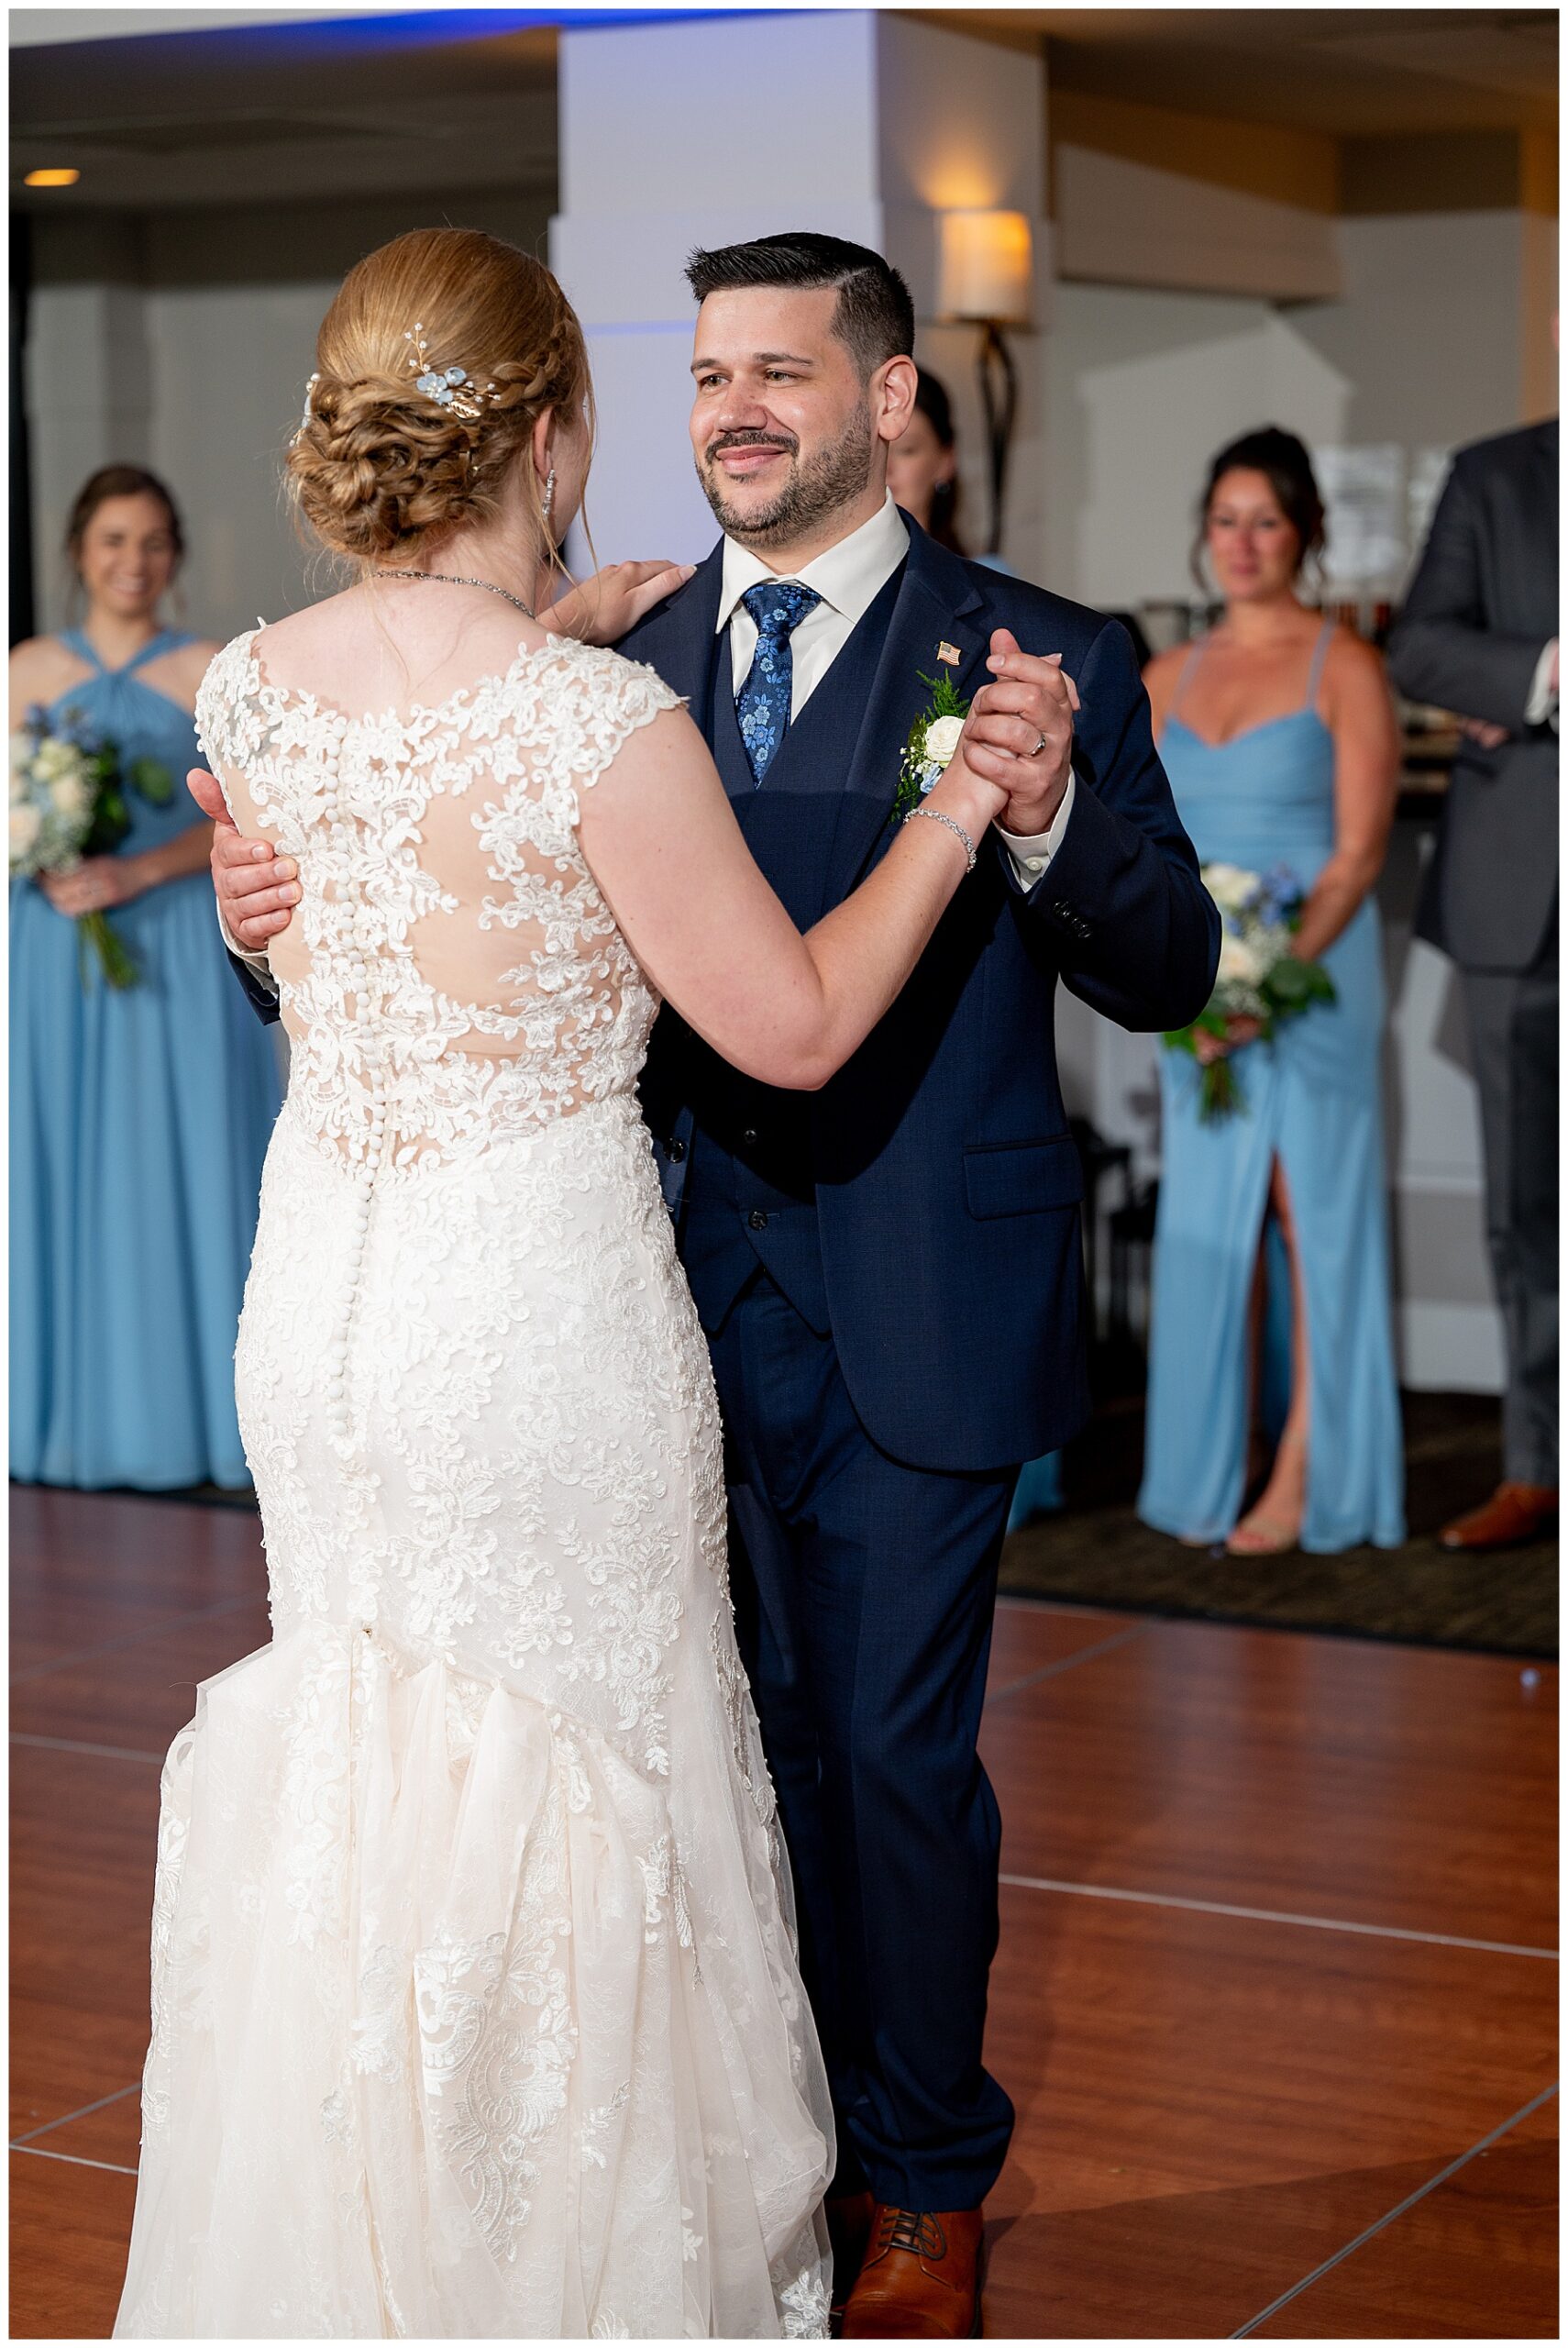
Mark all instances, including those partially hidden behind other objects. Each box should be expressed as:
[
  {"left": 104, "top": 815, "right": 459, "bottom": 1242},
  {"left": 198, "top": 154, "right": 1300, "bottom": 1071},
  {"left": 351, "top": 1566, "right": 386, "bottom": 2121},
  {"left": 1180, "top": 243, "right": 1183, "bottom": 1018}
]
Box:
[{"left": 735, "top": 581, "right": 822, "bottom": 785}]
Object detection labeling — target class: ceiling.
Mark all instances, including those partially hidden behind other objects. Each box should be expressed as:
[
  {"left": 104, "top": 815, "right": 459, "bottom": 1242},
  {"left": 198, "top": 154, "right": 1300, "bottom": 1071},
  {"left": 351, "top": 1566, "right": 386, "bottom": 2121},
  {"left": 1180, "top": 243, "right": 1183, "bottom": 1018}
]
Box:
[
  {"left": 10, "top": 12, "right": 562, "bottom": 210},
  {"left": 10, "top": 6, "right": 1559, "bottom": 215},
  {"left": 927, "top": 9, "right": 1559, "bottom": 135}
]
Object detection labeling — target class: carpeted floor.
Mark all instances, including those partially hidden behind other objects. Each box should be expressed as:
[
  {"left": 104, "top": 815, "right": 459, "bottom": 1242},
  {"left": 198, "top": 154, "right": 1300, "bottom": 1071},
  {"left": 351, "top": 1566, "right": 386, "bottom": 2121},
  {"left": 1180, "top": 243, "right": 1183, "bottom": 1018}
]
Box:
[{"left": 1001, "top": 1389, "right": 1558, "bottom": 1657}]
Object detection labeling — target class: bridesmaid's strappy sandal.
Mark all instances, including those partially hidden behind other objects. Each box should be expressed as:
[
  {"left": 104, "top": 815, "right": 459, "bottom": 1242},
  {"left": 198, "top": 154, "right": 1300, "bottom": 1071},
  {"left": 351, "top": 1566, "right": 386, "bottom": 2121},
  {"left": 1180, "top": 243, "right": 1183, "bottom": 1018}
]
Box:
[
  {"left": 1225, "top": 1512, "right": 1301, "bottom": 1556},
  {"left": 1227, "top": 1429, "right": 1306, "bottom": 1555}
]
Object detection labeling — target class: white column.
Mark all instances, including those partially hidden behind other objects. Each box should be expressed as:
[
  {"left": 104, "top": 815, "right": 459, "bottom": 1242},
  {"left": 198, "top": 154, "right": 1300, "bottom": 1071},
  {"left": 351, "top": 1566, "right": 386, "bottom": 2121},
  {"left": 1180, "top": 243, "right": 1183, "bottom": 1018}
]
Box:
[{"left": 550, "top": 10, "right": 1048, "bottom": 569}]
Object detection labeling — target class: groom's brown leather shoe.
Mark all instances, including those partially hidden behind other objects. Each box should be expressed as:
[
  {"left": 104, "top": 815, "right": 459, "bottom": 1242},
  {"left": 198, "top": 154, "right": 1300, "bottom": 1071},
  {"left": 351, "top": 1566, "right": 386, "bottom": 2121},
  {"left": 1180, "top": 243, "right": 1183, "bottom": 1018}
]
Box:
[
  {"left": 1438, "top": 1481, "right": 1558, "bottom": 1550},
  {"left": 841, "top": 2205, "right": 985, "bottom": 2338},
  {"left": 827, "top": 2192, "right": 876, "bottom": 2331}
]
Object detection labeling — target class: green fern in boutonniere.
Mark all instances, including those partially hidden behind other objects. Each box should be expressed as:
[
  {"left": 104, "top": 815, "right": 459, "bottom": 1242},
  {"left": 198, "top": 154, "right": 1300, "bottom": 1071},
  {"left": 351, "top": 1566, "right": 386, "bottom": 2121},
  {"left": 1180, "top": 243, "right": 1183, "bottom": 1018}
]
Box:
[{"left": 891, "top": 667, "right": 971, "bottom": 824}]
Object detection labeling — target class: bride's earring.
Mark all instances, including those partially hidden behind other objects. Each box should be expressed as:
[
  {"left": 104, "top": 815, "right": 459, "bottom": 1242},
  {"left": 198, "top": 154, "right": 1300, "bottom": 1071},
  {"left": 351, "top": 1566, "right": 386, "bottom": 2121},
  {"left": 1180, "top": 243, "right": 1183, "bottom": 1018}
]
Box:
[{"left": 541, "top": 466, "right": 556, "bottom": 523}]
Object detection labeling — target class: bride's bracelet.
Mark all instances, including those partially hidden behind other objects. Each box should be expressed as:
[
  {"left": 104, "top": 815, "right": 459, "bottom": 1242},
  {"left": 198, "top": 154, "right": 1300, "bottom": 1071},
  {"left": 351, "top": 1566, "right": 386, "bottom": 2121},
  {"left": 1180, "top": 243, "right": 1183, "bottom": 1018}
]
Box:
[{"left": 904, "top": 805, "right": 977, "bottom": 873}]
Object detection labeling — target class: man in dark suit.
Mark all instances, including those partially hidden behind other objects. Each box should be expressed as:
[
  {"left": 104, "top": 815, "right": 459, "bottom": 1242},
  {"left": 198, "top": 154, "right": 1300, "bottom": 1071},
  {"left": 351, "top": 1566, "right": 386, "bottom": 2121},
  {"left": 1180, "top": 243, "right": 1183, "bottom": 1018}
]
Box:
[
  {"left": 1388, "top": 416, "right": 1558, "bottom": 1551},
  {"left": 210, "top": 232, "right": 1217, "bottom": 2335}
]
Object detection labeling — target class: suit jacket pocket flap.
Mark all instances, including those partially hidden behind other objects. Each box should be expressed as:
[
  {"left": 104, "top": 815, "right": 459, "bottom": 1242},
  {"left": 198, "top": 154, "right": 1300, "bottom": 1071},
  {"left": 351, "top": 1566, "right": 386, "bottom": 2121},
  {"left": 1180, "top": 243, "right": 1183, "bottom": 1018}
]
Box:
[{"left": 964, "top": 1135, "right": 1084, "bottom": 1219}]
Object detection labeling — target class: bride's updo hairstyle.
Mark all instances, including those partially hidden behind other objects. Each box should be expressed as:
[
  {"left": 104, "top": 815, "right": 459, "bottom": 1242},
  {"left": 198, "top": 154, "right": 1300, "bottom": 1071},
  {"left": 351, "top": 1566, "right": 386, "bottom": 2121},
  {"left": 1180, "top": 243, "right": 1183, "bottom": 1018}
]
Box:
[{"left": 288, "top": 227, "right": 590, "bottom": 565}]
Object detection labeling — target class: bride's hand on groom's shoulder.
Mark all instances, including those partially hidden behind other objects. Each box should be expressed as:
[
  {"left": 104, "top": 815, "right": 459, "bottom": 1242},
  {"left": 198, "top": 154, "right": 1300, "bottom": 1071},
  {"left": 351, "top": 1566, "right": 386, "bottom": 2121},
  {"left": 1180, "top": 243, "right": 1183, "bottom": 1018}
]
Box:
[{"left": 538, "top": 559, "right": 696, "bottom": 648}]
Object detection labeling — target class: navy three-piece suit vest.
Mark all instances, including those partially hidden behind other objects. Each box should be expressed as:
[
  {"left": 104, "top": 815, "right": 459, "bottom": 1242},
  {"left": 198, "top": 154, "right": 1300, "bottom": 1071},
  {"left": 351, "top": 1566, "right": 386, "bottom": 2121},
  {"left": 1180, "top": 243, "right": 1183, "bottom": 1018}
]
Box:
[{"left": 677, "top": 561, "right": 909, "bottom": 1342}]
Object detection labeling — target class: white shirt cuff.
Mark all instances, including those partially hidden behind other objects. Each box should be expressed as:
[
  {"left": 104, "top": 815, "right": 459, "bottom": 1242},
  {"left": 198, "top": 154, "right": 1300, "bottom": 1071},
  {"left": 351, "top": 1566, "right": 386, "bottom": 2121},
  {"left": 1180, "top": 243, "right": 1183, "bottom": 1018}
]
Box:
[
  {"left": 216, "top": 896, "right": 277, "bottom": 984},
  {"left": 1525, "top": 639, "right": 1559, "bottom": 729},
  {"left": 997, "top": 770, "right": 1076, "bottom": 886}
]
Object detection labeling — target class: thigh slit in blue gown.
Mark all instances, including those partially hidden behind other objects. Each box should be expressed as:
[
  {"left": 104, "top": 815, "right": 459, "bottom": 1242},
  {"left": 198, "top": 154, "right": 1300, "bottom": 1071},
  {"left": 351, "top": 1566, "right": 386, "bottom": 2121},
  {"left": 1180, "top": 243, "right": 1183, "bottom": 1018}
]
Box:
[
  {"left": 1137, "top": 624, "right": 1406, "bottom": 1553},
  {"left": 10, "top": 629, "right": 282, "bottom": 1489}
]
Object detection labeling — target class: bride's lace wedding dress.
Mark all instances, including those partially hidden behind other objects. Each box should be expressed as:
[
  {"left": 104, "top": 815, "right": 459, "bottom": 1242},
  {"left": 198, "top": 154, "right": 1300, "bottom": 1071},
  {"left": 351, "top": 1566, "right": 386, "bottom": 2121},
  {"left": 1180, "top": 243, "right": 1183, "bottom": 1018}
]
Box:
[{"left": 114, "top": 629, "right": 833, "bottom": 2340}]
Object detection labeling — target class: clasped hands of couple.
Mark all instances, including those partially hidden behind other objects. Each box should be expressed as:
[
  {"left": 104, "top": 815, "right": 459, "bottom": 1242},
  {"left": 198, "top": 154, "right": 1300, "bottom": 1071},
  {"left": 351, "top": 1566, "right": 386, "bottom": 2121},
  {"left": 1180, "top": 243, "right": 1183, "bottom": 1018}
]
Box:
[{"left": 195, "top": 559, "right": 1079, "bottom": 951}]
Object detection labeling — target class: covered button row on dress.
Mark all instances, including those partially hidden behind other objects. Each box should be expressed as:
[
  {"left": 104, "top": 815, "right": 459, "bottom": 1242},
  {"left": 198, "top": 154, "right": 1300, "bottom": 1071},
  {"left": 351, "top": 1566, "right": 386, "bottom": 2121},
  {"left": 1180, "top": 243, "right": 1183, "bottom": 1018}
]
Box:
[
  {"left": 325, "top": 1088, "right": 387, "bottom": 1446},
  {"left": 324, "top": 765, "right": 386, "bottom": 1452}
]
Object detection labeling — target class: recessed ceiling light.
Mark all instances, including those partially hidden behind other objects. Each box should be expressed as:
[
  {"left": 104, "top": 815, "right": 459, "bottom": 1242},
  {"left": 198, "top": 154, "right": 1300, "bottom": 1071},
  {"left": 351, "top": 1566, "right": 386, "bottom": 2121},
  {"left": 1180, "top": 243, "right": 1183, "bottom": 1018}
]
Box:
[{"left": 25, "top": 169, "right": 81, "bottom": 188}]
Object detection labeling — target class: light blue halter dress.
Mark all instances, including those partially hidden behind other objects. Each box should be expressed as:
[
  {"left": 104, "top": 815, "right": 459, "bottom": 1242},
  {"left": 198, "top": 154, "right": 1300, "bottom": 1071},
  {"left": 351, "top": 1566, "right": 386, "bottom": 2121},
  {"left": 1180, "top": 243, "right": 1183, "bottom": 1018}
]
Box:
[
  {"left": 10, "top": 628, "right": 282, "bottom": 1489},
  {"left": 1137, "top": 624, "right": 1406, "bottom": 1553}
]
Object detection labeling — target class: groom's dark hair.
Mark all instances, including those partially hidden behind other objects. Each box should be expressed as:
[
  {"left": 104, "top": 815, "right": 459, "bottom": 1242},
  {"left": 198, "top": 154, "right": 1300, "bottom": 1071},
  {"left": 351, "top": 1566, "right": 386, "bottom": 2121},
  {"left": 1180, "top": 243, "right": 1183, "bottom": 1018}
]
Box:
[{"left": 685, "top": 233, "right": 915, "bottom": 380}]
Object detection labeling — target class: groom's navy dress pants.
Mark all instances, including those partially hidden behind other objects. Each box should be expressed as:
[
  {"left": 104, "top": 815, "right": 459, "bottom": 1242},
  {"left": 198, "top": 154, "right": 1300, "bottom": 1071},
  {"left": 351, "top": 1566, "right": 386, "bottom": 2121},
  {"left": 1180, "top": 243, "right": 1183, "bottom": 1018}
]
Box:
[{"left": 688, "top": 1171, "right": 1017, "bottom": 2211}]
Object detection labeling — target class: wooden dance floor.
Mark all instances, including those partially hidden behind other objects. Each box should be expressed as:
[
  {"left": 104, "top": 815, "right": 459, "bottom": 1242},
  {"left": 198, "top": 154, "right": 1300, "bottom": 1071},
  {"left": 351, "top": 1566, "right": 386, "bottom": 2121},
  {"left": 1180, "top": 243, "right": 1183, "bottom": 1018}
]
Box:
[{"left": 10, "top": 1485, "right": 1559, "bottom": 2338}]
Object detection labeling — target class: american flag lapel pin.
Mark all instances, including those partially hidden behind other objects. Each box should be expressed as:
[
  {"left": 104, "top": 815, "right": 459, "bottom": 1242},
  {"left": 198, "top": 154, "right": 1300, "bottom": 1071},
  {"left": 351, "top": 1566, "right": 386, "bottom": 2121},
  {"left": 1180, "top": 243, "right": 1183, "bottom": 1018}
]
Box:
[{"left": 937, "top": 640, "right": 962, "bottom": 667}]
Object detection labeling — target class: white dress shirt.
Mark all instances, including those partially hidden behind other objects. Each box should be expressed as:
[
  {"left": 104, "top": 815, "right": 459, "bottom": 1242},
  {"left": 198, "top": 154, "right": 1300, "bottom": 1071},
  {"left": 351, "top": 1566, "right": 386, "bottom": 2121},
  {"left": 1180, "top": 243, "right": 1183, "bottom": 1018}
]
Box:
[
  {"left": 1525, "top": 637, "right": 1559, "bottom": 731},
  {"left": 719, "top": 493, "right": 1073, "bottom": 880}
]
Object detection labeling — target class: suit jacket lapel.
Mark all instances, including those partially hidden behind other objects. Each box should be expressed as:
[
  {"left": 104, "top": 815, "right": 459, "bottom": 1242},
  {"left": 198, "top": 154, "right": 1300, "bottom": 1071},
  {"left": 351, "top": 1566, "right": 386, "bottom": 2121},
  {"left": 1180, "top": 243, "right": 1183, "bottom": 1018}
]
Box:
[
  {"left": 825, "top": 526, "right": 989, "bottom": 901},
  {"left": 621, "top": 540, "right": 725, "bottom": 718},
  {"left": 1535, "top": 418, "right": 1560, "bottom": 515}
]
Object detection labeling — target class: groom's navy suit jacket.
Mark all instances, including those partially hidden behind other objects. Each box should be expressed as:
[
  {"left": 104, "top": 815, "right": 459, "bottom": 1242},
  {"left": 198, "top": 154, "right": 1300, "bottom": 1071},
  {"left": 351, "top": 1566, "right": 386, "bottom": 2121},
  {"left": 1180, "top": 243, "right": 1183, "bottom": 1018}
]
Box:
[
  {"left": 620, "top": 518, "right": 1219, "bottom": 1475},
  {"left": 228, "top": 519, "right": 1217, "bottom": 1477}
]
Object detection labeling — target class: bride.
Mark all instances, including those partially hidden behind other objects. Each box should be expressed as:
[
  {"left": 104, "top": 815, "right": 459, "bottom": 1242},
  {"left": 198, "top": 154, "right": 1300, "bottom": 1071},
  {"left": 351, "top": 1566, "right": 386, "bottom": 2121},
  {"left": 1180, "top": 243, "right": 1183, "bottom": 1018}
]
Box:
[{"left": 113, "top": 228, "right": 1013, "bottom": 2339}]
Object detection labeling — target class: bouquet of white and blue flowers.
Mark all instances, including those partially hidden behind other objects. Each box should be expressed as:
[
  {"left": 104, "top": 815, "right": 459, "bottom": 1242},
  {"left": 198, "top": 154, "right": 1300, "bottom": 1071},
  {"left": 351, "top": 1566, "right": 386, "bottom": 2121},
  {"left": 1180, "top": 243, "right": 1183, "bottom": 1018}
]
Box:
[
  {"left": 1165, "top": 861, "right": 1336, "bottom": 1122},
  {"left": 10, "top": 704, "right": 173, "bottom": 988}
]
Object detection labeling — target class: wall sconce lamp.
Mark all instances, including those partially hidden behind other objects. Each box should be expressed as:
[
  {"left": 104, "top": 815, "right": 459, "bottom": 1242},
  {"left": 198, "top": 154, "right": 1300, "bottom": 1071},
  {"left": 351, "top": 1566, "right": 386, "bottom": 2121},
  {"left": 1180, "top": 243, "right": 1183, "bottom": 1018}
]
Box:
[
  {"left": 24, "top": 169, "right": 81, "bottom": 189},
  {"left": 937, "top": 209, "right": 1033, "bottom": 557}
]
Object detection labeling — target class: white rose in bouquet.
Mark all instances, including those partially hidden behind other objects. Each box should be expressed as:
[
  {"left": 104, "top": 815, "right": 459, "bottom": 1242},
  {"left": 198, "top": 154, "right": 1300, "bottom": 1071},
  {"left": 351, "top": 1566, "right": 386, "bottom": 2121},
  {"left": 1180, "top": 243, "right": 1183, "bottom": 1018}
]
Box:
[
  {"left": 1217, "top": 931, "right": 1264, "bottom": 988},
  {"left": 33, "top": 737, "right": 80, "bottom": 788},
  {"left": 9, "top": 801, "right": 41, "bottom": 860},
  {"left": 1203, "top": 862, "right": 1254, "bottom": 916},
  {"left": 50, "top": 771, "right": 92, "bottom": 824}
]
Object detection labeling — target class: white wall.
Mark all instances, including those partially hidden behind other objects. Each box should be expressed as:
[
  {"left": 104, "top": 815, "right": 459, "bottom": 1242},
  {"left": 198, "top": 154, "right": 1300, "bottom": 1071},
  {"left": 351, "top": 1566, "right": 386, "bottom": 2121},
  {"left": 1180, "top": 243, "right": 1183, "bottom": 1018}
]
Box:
[
  {"left": 1039, "top": 283, "right": 1352, "bottom": 610},
  {"left": 1294, "top": 211, "right": 1531, "bottom": 446},
  {"left": 1035, "top": 211, "right": 1535, "bottom": 615}
]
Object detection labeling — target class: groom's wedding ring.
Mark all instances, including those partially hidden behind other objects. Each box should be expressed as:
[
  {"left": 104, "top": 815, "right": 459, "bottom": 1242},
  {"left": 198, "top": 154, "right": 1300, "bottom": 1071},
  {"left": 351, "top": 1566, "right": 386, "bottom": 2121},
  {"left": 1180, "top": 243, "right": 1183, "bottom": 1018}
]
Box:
[{"left": 1032, "top": 731, "right": 1049, "bottom": 758}]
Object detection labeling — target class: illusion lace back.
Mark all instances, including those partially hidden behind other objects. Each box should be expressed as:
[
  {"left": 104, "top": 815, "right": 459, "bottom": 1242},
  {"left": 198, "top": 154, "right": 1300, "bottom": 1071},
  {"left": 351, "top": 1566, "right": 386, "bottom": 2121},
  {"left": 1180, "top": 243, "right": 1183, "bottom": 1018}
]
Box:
[{"left": 114, "top": 629, "right": 833, "bottom": 2341}]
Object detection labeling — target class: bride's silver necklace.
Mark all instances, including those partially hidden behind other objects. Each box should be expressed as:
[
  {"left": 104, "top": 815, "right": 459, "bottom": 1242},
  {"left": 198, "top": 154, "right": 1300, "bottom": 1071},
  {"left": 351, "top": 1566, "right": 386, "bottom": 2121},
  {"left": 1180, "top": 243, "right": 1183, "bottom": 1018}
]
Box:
[{"left": 381, "top": 569, "right": 536, "bottom": 619}]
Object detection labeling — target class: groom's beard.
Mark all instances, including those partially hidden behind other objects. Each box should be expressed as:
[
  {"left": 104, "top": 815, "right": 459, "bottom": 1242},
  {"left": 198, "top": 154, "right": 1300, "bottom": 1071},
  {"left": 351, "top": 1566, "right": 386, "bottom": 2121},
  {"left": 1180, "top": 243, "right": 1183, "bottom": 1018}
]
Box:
[{"left": 697, "top": 402, "right": 875, "bottom": 548}]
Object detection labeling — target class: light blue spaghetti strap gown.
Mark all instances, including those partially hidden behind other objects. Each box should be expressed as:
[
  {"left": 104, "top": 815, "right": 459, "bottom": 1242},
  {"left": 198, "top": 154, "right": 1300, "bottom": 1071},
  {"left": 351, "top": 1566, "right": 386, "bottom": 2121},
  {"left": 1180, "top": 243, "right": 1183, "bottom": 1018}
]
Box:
[
  {"left": 10, "top": 628, "right": 282, "bottom": 1489},
  {"left": 1137, "top": 623, "right": 1406, "bottom": 1553}
]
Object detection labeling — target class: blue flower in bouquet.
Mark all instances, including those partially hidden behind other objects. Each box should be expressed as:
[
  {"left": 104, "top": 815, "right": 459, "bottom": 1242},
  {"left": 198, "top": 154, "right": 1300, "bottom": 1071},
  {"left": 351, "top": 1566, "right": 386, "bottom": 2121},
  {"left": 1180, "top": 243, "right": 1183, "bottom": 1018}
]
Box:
[{"left": 1254, "top": 862, "right": 1304, "bottom": 928}]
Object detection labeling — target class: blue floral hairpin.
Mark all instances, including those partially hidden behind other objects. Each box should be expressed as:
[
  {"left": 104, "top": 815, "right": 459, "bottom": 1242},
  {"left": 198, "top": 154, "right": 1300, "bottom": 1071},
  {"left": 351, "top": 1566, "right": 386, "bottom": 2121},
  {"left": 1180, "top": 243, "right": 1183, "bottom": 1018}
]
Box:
[{"left": 403, "top": 323, "right": 496, "bottom": 422}]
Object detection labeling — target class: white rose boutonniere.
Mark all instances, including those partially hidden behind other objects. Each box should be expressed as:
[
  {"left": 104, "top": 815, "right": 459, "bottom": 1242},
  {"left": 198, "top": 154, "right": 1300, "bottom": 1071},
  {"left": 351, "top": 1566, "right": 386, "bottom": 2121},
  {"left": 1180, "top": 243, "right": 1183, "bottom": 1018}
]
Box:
[
  {"left": 923, "top": 714, "right": 965, "bottom": 770},
  {"left": 893, "top": 667, "right": 972, "bottom": 823}
]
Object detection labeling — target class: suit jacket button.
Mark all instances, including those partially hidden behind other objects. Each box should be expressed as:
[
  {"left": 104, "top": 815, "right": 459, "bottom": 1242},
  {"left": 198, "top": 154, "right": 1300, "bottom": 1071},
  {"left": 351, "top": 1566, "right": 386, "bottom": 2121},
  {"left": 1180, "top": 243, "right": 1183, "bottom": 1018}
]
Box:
[
  {"left": 747, "top": 1209, "right": 769, "bottom": 1231},
  {"left": 742, "top": 1127, "right": 758, "bottom": 1148},
  {"left": 666, "top": 1138, "right": 686, "bottom": 1163}
]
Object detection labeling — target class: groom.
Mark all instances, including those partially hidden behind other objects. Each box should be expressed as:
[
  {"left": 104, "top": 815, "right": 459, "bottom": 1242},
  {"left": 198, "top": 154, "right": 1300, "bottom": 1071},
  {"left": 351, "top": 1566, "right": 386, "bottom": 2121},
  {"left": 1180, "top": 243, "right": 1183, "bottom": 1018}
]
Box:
[{"left": 210, "top": 233, "right": 1217, "bottom": 2336}]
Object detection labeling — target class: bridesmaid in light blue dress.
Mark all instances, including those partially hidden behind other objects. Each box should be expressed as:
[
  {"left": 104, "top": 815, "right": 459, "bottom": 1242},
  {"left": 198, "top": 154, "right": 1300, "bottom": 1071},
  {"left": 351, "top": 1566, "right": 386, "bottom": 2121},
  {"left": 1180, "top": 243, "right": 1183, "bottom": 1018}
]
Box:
[
  {"left": 10, "top": 466, "right": 282, "bottom": 1489},
  {"left": 1138, "top": 428, "right": 1405, "bottom": 1555}
]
